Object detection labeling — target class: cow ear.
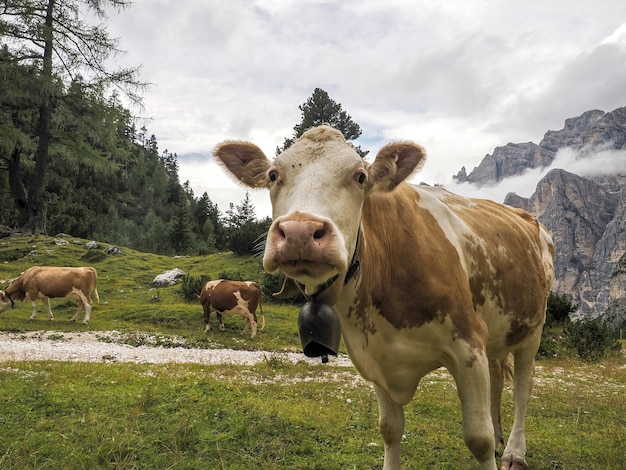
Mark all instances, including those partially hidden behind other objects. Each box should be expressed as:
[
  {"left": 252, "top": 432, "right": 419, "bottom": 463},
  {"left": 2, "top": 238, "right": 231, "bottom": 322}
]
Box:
[
  {"left": 213, "top": 141, "right": 272, "bottom": 188},
  {"left": 367, "top": 142, "right": 426, "bottom": 192}
]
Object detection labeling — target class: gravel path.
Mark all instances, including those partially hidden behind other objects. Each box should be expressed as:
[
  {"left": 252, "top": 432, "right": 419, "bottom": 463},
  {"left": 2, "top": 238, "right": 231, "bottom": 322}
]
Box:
[{"left": 0, "top": 330, "right": 354, "bottom": 367}]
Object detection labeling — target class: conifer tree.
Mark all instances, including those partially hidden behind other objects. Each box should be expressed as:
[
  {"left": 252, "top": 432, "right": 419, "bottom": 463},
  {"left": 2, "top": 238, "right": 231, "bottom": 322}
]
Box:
[
  {"left": 0, "top": 0, "right": 145, "bottom": 233},
  {"left": 277, "top": 88, "right": 367, "bottom": 157},
  {"left": 170, "top": 203, "right": 193, "bottom": 255}
]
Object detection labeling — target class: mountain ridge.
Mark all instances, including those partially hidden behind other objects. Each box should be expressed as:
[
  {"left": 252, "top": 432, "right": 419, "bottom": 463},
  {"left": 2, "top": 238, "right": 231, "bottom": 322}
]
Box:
[{"left": 454, "top": 106, "right": 626, "bottom": 327}]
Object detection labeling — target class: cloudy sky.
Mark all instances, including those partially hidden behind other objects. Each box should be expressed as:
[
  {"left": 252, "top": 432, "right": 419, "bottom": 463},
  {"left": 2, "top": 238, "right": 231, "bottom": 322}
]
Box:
[{"left": 104, "top": 0, "right": 626, "bottom": 218}]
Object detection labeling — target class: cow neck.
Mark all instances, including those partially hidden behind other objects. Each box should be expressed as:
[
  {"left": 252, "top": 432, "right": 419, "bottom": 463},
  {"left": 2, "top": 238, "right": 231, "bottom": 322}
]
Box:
[{"left": 295, "top": 227, "right": 362, "bottom": 305}]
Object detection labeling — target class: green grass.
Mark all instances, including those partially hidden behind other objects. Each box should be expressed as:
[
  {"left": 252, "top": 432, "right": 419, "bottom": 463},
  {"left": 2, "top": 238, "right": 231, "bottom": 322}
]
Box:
[
  {"left": 0, "top": 235, "right": 304, "bottom": 353},
  {"left": 0, "top": 235, "right": 625, "bottom": 468},
  {"left": 0, "top": 359, "right": 623, "bottom": 469}
]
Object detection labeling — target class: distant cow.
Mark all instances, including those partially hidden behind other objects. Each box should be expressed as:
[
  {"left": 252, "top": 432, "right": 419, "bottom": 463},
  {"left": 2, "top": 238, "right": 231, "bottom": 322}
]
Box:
[
  {"left": 214, "top": 125, "right": 555, "bottom": 469},
  {"left": 0, "top": 266, "right": 99, "bottom": 324},
  {"left": 199, "top": 280, "right": 265, "bottom": 338}
]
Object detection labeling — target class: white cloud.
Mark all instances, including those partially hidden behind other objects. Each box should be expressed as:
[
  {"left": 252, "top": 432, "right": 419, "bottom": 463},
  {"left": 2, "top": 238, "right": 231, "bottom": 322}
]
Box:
[
  {"left": 443, "top": 145, "right": 626, "bottom": 204},
  {"left": 178, "top": 155, "right": 273, "bottom": 220},
  {"left": 102, "top": 0, "right": 626, "bottom": 216},
  {"left": 601, "top": 22, "right": 626, "bottom": 46}
]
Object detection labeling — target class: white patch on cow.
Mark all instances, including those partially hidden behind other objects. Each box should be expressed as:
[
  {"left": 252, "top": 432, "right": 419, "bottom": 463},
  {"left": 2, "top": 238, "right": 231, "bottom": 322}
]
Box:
[
  {"left": 205, "top": 280, "right": 224, "bottom": 290},
  {"left": 338, "top": 295, "right": 485, "bottom": 406},
  {"left": 414, "top": 187, "right": 473, "bottom": 274}
]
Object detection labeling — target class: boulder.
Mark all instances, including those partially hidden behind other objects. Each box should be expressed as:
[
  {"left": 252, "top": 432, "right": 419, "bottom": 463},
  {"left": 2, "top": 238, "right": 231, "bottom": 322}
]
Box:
[{"left": 153, "top": 268, "right": 186, "bottom": 287}]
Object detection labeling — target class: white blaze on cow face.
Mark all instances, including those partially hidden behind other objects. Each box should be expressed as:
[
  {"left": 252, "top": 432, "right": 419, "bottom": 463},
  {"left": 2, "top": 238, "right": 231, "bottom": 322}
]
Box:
[{"left": 264, "top": 138, "right": 366, "bottom": 288}]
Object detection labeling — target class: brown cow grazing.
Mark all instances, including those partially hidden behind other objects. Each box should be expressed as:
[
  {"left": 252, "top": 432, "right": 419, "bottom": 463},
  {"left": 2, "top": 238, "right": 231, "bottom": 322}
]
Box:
[
  {"left": 214, "top": 125, "right": 554, "bottom": 470},
  {"left": 0, "top": 266, "right": 99, "bottom": 324},
  {"left": 199, "top": 280, "right": 265, "bottom": 338}
]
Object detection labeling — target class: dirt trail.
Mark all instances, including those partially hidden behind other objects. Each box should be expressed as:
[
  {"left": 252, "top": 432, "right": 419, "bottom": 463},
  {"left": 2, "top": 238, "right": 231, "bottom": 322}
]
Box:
[{"left": 0, "top": 330, "right": 354, "bottom": 367}]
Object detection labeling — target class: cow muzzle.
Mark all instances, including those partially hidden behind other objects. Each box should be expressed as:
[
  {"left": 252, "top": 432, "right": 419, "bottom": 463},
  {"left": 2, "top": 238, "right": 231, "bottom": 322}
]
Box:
[
  {"left": 298, "top": 300, "right": 341, "bottom": 363},
  {"left": 264, "top": 215, "right": 348, "bottom": 285}
]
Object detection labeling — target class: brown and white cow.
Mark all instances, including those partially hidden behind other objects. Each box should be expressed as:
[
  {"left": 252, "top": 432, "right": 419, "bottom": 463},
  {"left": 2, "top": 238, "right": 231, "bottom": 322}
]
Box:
[
  {"left": 214, "top": 125, "right": 554, "bottom": 470},
  {"left": 0, "top": 266, "right": 99, "bottom": 324},
  {"left": 199, "top": 279, "right": 265, "bottom": 338}
]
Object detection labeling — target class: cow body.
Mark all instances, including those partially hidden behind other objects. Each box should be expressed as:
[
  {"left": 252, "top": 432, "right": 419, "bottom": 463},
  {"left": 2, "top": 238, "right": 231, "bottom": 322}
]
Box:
[
  {"left": 214, "top": 125, "right": 554, "bottom": 470},
  {"left": 0, "top": 266, "right": 99, "bottom": 324},
  {"left": 199, "top": 280, "right": 265, "bottom": 338}
]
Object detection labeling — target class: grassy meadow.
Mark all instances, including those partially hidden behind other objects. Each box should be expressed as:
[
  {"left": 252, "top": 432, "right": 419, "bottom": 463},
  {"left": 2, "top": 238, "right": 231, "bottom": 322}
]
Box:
[
  {"left": 0, "top": 235, "right": 624, "bottom": 469},
  {"left": 0, "top": 234, "right": 303, "bottom": 352}
]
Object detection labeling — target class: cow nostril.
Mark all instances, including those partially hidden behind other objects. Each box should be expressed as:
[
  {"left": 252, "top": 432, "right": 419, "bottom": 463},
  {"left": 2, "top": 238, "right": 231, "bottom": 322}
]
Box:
[{"left": 313, "top": 228, "right": 326, "bottom": 240}]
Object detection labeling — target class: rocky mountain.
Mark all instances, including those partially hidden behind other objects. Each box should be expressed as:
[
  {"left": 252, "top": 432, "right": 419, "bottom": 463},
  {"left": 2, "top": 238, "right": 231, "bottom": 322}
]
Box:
[
  {"left": 455, "top": 107, "right": 626, "bottom": 327},
  {"left": 455, "top": 107, "right": 626, "bottom": 184}
]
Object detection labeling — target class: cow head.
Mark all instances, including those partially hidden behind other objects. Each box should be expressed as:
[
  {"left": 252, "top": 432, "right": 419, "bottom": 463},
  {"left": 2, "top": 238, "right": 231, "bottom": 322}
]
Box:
[
  {"left": 214, "top": 125, "right": 426, "bottom": 302},
  {"left": 0, "top": 290, "right": 14, "bottom": 313}
]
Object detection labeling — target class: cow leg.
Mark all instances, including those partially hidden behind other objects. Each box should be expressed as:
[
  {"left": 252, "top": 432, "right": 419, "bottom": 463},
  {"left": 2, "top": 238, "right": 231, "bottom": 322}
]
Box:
[
  {"left": 70, "top": 302, "right": 83, "bottom": 322},
  {"left": 240, "top": 315, "right": 250, "bottom": 336},
  {"left": 217, "top": 312, "right": 225, "bottom": 331},
  {"left": 250, "top": 317, "right": 257, "bottom": 338},
  {"left": 30, "top": 300, "right": 39, "bottom": 320},
  {"left": 489, "top": 359, "right": 506, "bottom": 451},
  {"left": 374, "top": 384, "right": 404, "bottom": 470},
  {"left": 82, "top": 302, "right": 92, "bottom": 325},
  {"left": 203, "top": 306, "right": 211, "bottom": 333},
  {"left": 42, "top": 298, "right": 54, "bottom": 320},
  {"left": 240, "top": 315, "right": 257, "bottom": 338},
  {"left": 450, "top": 353, "right": 497, "bottom": 470},
  {"left": 500, "top": 342, "right": 538, "bottom": 470}
]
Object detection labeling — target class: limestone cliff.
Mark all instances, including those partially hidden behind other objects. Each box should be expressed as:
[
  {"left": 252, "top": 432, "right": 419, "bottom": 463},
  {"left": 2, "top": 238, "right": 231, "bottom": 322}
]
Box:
[
  {"left": 455, "top": 107, "right": 624, "bottom": 184},
  {"left": 460, "top": 107, "right": 626, "bottom": 326}
]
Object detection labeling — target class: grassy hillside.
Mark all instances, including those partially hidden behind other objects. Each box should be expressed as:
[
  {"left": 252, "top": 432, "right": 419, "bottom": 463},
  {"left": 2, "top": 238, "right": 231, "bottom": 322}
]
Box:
[
  {"left": 0, "top": 234, "right": 304, "bottom": 352},
  {"left": 0, "top": 236, "right": 624, "bottom": 469}
]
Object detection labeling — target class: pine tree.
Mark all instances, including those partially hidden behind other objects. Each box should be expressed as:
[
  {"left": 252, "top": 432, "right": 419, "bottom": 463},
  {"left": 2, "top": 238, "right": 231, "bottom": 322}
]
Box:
[
  {"left": 170, "top": 203, "right": 193, "bottom": 255},
  {"left": 0, "top": 0, "right": 145, "bottom": 233},
  {"left": 277, "top": 88, "right": 368, "bottom": 157}
]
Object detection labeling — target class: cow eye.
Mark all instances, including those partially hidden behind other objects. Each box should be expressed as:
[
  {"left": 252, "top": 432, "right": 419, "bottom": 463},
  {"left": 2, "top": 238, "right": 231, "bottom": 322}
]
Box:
[
  {"left": 354, "top": 171, "right": 367, "bottom": 185},
  {"left": 268, "top": 169, "right": 279, "bottom": 182}
]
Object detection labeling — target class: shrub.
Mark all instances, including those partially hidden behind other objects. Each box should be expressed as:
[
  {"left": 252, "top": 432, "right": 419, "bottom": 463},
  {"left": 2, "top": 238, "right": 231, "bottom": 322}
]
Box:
[
  {"left": 261, "top": 270, "right": 305, "bottom": 304},
  {"left": 262, "top": 271, "right": 284, "bottom": 299},
  {"left": 545, "top": 291, "right": 577, "bottom": 327},
  {"left": 564, "top": 319, "right": 620, "bottom": 362},
  {"left": 179, "top": 274, "right": 211, "bottom": 302},
  {"left": 217, "top": 270, "right": 244, "bottom": 281},
  {"left": 536, "top": 331, "right": 560, "bottom": 358}
]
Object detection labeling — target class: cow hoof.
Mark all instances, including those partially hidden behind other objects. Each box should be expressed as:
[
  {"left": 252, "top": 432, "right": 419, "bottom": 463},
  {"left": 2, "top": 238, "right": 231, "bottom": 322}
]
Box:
[
  {"left": 500, "top": 451, "right": 528, "bottom": 470},
  {"left": 82, "top": 321, "right": 89, "bottom": 325}
]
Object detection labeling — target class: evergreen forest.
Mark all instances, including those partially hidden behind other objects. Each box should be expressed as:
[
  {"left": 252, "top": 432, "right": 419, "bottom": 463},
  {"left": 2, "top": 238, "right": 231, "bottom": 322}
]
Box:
[{"left": 0, "top": 2, "right": 363, "bottom": 257}]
